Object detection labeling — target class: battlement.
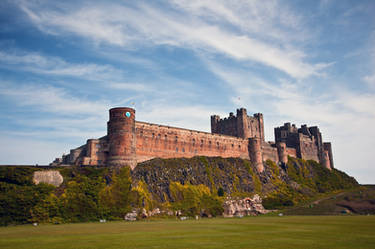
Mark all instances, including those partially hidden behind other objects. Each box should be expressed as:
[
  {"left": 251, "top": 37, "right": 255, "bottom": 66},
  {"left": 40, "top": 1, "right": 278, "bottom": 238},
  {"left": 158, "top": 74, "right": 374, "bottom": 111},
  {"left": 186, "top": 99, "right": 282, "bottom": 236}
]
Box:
[
  {"left": 275, "top": 122, "right": 333, "bottom": 169},
  {"left": 52, "top": 107, "right": 334, "bottom": 171},
  {"left": 211, "top": 108, "right": 264, "bottom": 141}
]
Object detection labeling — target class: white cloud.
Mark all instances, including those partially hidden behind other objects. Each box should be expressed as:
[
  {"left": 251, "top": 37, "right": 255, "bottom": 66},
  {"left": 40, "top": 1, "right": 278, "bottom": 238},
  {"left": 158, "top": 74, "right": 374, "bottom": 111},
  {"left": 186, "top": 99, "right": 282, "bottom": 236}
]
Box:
[
  {"left": 169, "top": 0, "right": 306, "bottom": 42},
  {"left": 108, "top": 82, "right": 153, "bottom": 92},
  {"left": 0, "top": 82, "right": 110, "bottom": 115},
  {"left": 363, "top": 74, "right": 375, "bottom": 89},
  {"left": 18, "top": 1, "right": 326, "bottom": 79},
  {"left": 0, "top": 50, "right": 123, "bottom": 81}
]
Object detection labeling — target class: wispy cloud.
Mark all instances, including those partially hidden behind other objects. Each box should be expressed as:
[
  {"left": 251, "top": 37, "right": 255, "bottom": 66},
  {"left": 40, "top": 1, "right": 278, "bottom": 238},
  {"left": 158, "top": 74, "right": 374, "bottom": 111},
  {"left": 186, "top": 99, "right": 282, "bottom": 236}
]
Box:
[
  {"left": 0, "top": 50, "right": 124, "bottom": 81},
  {"left": 18, "top": 0, "right": 328, "bottom": 79},
  {"left": 108, "top": 82, "right": 153, "bottom": 92},
  {"left": 0, "top": 82, "right": 110, "bottom": 115}
]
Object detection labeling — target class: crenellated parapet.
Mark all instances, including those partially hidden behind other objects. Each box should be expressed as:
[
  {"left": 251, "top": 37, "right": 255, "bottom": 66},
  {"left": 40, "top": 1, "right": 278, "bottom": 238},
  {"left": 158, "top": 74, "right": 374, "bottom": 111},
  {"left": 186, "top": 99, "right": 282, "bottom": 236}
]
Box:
[
  {"left": 210, "top": 108, "right": 264, "bottom": 141},
  {"left": 274, "top": 123, "right": 333, "bottom": 170}
]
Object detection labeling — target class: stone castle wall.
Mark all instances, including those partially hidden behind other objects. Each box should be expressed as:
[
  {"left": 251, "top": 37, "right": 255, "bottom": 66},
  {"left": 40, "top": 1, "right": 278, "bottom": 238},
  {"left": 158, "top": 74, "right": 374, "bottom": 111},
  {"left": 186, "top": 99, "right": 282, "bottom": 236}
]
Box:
[
  {"left": 135, "top": 121, "right": 250, "bottom": 165},
  {"left": 53, "top": 107, "right": 334, "bottom": 171}
]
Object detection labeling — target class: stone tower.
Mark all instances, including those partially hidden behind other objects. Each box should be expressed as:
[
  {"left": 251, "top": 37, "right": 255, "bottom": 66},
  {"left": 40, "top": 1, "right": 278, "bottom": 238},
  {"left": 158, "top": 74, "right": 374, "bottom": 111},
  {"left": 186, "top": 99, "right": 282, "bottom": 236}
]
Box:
[
  {"left": 276, "top": 141, "right": 288, "bottom": 165},
  {"left": 211, "top": 108, "right": 264, "bottom": 141},
  {"left": 249, "top": 137, "right": 264, "bottom": 173},
  {"left": 107, "top": 107, "right": 137, "bottom": 169}
]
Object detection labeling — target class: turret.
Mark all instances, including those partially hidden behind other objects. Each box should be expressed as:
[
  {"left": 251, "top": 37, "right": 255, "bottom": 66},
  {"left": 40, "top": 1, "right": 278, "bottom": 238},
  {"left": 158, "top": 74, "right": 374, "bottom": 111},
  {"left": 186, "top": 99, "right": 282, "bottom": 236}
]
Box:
[
  {"left": 86, "top": 139, "right": 99, "bottom": 165},
  {"left": 323, "top": 142, "right": 334, "bottom": 169},
  {"left": 210, "top": 115, "right": 220, "bottom": 134},
  {"left": 254, "top": 113, "right": 265, "bottom": 141},
  {"left": 237, "top": 108, "right": 249, "bottom": 139},
  {"left": 248, "top": 137, "right": 264, "bottom": 173},
  {"left": 107, "top": 107, "right": 137, "bottom": 169},
  {"left": 276, "top": 142, "right": 288, "bottom": 165}
]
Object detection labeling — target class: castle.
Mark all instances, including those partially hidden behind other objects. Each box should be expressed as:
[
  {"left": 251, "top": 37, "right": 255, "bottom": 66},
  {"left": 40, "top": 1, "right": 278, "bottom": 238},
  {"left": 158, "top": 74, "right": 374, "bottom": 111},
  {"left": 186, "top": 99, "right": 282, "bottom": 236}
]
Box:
[{"left": 51, "top": 107, "right": 334, "bottom": 172}]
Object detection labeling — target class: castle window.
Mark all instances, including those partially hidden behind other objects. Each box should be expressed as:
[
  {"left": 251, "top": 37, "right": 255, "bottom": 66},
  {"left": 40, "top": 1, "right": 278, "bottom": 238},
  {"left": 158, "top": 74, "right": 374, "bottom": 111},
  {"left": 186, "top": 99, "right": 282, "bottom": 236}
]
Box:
[
  {"left": 176, "top": 147, "right": 178, "bottom": 152},
  {"left": 152, "top": 133, "right": 155, "bottom": 139},
  {"left": 158, "top": 134, "right": 161, "bottom": 139},
  {"left": 192, "top": 138, "right": 196, "bottom": 146},
  {"left": 140, "top": 131, "right": 143, "bottom": 137},
  {"left": 239, "top": 145, "right": 241, "bottom": 149},
  {"left": 209, "top": 141, "right": 211, "bottom": 147},
  {"left": 232, "top": 144, "right": 234, "bottom": 148},
  {"left": 182, "top": 148, "right": 185, "bottom": 152},
  {"left": 217, "top": 142, "right": 219, "bottom": 148},
  {"left": 165, "top": 134, "right": 168, "bottom": 140},
  {"left": 175, "top": 136, "right": 178, "bottom": 142}
]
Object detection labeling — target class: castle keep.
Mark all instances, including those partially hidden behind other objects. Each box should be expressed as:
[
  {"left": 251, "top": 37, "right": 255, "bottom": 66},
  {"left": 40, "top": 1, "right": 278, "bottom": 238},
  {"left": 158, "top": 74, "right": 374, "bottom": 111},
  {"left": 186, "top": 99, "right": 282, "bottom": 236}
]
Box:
[{"left": 52, "top": 107, "right": 334, "bottom": 172}]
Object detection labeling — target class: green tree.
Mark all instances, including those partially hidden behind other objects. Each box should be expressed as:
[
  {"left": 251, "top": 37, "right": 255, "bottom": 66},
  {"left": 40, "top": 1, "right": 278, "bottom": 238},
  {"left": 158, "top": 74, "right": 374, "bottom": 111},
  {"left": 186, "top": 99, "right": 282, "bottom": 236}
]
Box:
[
  {"left": 61, "top": 175, "right": 105, "bottom": 222},
  {"left": 99, "top": 167, "right": 132, "bottom": 218}
]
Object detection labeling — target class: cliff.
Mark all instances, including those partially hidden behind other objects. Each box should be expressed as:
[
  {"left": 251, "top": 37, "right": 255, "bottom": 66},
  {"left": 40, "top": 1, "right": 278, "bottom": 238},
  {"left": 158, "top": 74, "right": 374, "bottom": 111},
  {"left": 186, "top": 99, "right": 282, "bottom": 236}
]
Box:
[
  {"left": 132, "top": 156, "right": 358, "bottom": 208},
  {"left": 0, "top": 156, "right": 359, "bottom": 225}
]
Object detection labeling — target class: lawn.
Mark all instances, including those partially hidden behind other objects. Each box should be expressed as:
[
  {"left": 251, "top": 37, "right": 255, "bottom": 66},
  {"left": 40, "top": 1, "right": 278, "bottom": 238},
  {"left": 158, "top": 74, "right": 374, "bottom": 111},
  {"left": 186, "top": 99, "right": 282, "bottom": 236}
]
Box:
[{"left": 0, "top": 216, "right": 374, "bottom": 249}]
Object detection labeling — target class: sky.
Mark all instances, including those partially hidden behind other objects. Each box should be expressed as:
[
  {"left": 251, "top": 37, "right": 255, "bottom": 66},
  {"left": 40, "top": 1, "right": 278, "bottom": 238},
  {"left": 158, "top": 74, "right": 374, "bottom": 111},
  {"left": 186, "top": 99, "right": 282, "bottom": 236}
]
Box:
[{"left": 0, "top": 0, "right": 374, "bottom": 183}]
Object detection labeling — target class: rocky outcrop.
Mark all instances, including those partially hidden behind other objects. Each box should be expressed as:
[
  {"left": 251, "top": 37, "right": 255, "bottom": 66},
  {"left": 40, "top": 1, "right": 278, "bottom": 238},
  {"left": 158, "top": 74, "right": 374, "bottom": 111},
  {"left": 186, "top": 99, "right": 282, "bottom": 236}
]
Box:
[
  {"left": 124, "top": 208, "right": 162, "bottom": 221},
  {"left": 124, "top": 211, "right": 137, "bottom": 221},
  {"left": 223, "top": 194, "right": 268, "bottom": 217},
  {"left": 132, "top": 157, "right": 275, "bottom": 202},
  {"left": 33, "top": 170, "right": 63, "bottom": 187}
]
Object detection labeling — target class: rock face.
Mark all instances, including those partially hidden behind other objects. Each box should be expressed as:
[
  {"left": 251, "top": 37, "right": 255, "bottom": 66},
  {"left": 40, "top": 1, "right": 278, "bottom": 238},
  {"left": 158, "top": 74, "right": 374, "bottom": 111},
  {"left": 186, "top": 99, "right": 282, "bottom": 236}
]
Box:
[
  {"left": 33, "top": 170, "right": 63, "bottom": 187},
  {"left": 223, "top": 194, "right": 268, "bottom": 217},
  {"left": 132, "top": 157, "right": 272, "bottom": 202}
]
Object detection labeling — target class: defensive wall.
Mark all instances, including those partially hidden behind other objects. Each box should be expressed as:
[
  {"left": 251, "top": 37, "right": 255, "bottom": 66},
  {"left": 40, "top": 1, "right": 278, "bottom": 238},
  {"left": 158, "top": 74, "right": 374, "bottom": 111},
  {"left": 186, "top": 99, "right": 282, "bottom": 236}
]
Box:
[{"left": 52, "top": 107, "right": 333, "bottom": 172}]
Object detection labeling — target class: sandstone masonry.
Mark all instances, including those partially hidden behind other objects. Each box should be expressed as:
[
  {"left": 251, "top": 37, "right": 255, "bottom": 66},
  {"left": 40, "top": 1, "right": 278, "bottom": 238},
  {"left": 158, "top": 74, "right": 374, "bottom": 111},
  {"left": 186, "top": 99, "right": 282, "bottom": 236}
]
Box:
[{"left": 51, "top": 107, "right": 334, "bottom": 172}]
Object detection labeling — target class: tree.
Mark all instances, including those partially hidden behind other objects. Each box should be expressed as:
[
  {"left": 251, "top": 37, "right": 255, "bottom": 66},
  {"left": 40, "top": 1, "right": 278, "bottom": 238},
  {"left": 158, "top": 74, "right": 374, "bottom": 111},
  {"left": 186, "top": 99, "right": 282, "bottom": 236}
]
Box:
[{"left": 99, "top": 167, "right": 132, "bottom": 218}]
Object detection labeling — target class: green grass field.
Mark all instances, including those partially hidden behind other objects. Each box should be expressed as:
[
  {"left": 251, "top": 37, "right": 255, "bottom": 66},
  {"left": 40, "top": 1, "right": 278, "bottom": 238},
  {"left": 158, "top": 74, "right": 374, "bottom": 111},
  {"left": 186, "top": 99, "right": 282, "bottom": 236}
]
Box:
[{"left": 1, "top": 216, "right": 374, "bottom": 249}]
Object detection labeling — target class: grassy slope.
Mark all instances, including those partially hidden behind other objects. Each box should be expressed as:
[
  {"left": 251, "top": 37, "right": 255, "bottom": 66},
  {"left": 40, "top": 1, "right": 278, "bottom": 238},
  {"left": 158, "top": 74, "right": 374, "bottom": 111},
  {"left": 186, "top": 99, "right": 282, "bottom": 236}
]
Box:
[
  {"left": 281, "top": 185, "right": 375, "bottom": 215},
  {"left": 0, "top": 216, "right": 374, "bottom": 249}
]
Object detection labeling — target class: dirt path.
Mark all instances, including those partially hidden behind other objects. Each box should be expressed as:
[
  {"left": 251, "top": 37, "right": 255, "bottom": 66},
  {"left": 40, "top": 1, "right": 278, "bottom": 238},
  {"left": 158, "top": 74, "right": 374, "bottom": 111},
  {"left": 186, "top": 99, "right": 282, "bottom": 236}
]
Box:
[{"left": 312, "top": 192, "right": 345, "bottom": 205}]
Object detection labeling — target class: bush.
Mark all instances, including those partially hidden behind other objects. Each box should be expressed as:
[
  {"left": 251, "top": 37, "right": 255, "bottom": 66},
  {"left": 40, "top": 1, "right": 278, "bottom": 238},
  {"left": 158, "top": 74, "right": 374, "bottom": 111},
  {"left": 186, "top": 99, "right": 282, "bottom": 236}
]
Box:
[{"left": 169, "top": 182, "right": 223, "bottom": 216}]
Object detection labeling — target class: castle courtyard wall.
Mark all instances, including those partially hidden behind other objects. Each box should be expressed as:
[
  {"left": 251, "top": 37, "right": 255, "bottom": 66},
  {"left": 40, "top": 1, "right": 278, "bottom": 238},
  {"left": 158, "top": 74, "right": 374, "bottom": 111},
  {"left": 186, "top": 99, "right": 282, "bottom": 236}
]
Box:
[{"left": 135, "top": 121, "right": 250, "bottom": 163}]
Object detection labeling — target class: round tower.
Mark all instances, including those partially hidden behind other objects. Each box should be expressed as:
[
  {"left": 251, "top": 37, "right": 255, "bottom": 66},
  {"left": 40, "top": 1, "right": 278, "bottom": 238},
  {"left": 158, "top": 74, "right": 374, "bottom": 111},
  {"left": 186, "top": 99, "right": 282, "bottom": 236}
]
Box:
[
  {"left": 276, "top": 142, "right": 288, "bottom": 165},
  {"left": 248, "top": 137, "right": 264, "bottom": 173},
  {"left": 107, "top": 107, "right": 137, "bottom": 169}
]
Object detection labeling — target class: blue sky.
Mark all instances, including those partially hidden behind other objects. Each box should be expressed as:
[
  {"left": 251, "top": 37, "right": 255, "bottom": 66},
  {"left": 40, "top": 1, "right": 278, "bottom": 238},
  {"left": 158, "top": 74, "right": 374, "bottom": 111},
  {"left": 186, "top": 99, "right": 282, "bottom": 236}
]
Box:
[{"left": 0, "top": 0, "right": 374, "bottom": 183}]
